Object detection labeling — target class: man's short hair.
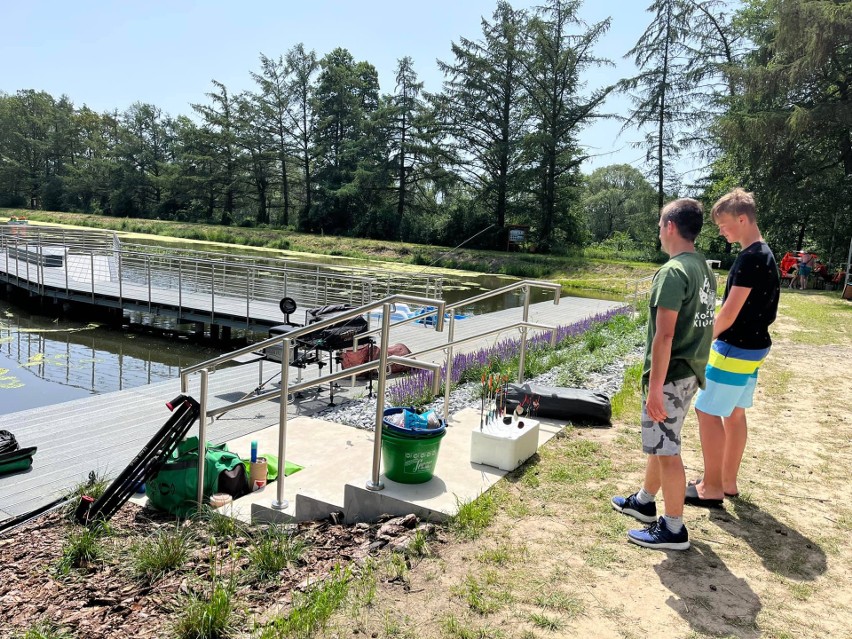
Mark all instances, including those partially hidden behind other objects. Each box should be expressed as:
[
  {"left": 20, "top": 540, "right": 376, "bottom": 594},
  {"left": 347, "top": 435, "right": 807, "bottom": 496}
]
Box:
[
  {"left": 661, "top": 198, "right": 703, "bottom": 242},
  {"left": 712, "top": 188, "right": 756, "bottom": 222}
]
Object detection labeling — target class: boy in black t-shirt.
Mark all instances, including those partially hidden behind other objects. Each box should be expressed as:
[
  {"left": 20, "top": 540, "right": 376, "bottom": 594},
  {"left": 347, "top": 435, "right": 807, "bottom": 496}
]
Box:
[{"left": 687, "top": 188, "right": 780, "bottom": 506}]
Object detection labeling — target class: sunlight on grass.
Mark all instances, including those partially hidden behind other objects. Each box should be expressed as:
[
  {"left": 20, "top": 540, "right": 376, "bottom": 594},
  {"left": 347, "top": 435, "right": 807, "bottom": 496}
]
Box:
[
  {"left": 450, "top": 492, "right": 500, "bottom": 540},
  {"left": 611, "top": 362, "right": 643, "bottom": 421},
  {"left": 778, "top": 292, "right": 852, "bottom": 346},
  {"left": 534, "top": 591, "right": 585, "bottom": 617},
  {"left": 441, "top": 614, "right": 507, "bottom": 639}
]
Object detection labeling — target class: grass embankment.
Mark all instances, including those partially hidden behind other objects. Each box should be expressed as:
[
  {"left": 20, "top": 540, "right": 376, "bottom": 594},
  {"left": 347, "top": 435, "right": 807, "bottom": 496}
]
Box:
[
  {"left": 2, "top": 209, "right": 661, "bottom": 296},
  {"left": 331, "top": 289, "right": 852, "bottom": 638}
]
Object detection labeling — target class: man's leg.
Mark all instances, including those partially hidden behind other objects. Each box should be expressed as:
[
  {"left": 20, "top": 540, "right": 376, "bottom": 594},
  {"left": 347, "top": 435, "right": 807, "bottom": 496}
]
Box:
[
  {"left": 643, "top": 454, "right": 661, "bottom": 495},
  {"left": 722, "top": 407, "right": 748, "bottom": 495},
  {"left": 658, "top": 454, "right": 685, "bottom": 517},
  {"left": 695, "top": 408, "right": 726, "bottom": 500}
]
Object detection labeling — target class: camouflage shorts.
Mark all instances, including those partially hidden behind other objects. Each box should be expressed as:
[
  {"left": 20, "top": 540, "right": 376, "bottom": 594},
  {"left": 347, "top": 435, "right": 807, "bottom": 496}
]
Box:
[{"left": 641, "top": 377, "right": 699, "bottom": 456}]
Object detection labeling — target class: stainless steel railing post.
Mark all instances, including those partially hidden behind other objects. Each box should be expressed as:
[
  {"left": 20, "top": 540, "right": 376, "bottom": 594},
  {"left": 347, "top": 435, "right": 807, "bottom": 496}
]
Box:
[
  {"left": 443, "top": 314, "right": 456, "bottom": 420},
  {"left": 90, "top": 252, "right": 95, "bottom": 303},
  {"left": 518, "top": 285, "right": 531, "bottom": 384},
  {"left": 196, "top": 369, "right": 209, "bottom": 508},
  {"left": 118, "top": 251, "right": 123, "bottom": 307},
  {"left": 272, "top": 338, "right": 291, "bottom": 510},
  {"left": 177, "top": 260, "right": 182, "bottom": 318},
  {"left": 366, "top": 302, "right": 392, "bottom": 491}
]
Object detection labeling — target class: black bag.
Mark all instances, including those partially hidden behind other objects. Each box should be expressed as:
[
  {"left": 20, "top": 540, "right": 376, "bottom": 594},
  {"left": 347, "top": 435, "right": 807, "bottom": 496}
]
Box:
[
  {"left": 0, "top": 430, "right": 18, "bottom": 454},
  {"left": 218, "top": 463, "right": 250, "bottom": 499},
  {"left": 505, "top": 382, "right": 612, "bottom": 425},
  {"left": 0, "top": 430, "right": 37, "bottom": 476}
]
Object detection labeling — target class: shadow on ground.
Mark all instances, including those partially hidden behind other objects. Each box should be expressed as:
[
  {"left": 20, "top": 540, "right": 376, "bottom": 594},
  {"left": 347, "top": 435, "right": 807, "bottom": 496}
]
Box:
[
  {"left": 710, "top": 498, "right": 827, "bottom": 580},
  {"left": 655, "top": 540, "right": 762, "bottom": 638}
]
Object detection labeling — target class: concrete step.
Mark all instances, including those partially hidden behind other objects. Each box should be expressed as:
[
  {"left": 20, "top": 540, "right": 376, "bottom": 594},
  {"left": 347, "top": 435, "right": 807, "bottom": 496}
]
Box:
[{"left": 232, "top": 407, "right": 565, "bottom": 525}]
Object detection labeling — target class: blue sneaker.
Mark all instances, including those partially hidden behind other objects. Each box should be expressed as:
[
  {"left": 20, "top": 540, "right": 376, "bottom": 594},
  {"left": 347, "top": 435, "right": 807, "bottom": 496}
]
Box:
[
  {"left": 627, "top": 517, "right": 690, "bottom": 551},
  {"left": 611, "top": 492, "right": 657, "bottom": 523}
]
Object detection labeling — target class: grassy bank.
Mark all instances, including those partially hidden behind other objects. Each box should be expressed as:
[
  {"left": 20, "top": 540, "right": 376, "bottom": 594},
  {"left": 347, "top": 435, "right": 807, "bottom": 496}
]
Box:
[
  {"left": 2, "top": 209, "right": 661, "bottom": 294},
  {"left": 333, "top": 289, "right": 852, "bottom": 638}
]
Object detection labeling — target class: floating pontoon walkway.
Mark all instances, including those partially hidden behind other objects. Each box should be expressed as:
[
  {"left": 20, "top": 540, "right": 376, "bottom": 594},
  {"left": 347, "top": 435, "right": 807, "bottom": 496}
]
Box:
[{"left": 0, "top": 296, "right": 622, "bottom": 523}]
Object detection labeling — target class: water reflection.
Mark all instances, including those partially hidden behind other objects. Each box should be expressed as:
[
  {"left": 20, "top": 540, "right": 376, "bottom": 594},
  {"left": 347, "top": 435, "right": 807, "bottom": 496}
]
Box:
[{"left": 0, "top": 299, "right": 222, "bottom": 414}]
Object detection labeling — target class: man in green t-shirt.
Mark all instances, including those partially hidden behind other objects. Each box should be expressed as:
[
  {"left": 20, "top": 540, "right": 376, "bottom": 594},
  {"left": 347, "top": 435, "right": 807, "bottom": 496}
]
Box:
[{"left": 611, "top": 198, "right": 716, "bottom": 550}]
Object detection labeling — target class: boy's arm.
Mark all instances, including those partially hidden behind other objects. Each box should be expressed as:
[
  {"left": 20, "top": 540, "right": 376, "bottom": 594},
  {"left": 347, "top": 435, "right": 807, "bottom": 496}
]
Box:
[
  {"left": 646, "top": 307, "right": 678, "bottom": 423},
  {"left": 713, "top": 286, "right": 751, "bottom": 338}
]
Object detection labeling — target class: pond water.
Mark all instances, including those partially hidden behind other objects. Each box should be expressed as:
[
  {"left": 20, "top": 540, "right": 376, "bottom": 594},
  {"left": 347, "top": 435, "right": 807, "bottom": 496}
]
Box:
[{"left": 0, "top": 298, "right": 223, "bottom": 415}]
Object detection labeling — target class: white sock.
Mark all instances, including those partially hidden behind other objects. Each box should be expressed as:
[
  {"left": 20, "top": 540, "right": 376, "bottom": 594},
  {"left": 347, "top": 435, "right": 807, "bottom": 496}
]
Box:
[
  {"left": 663, "top": 514, "right": 684, "bottom": 533},
  {"left": 636, "top": 487, "right": 656, "bottom": 505}
]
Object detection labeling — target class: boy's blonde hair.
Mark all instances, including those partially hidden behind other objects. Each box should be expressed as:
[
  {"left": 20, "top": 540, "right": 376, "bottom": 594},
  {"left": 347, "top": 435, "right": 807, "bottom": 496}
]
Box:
[{"left": 712, "top": 188, "right": 756, "bottom": 222}]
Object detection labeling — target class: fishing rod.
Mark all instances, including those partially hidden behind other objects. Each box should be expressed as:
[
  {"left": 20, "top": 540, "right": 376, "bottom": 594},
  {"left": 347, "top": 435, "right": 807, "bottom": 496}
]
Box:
[{"left": 414, "top": 224, "right": 496, "bottom": 276}]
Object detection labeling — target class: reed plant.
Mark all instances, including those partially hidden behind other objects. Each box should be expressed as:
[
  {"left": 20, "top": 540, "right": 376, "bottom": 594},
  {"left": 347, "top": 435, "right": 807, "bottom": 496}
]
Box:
[
  {"left": 173, "top": 539, "right": 238, "bottom": 639},
  {"left": 131, "top": 525, "right": 191, "bottom": 583},
  {"left": 56, "top": 521, "right": 111, "bottom": 575}
]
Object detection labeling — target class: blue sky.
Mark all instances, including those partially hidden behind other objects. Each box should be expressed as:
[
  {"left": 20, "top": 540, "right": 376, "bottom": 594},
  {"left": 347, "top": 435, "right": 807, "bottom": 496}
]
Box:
[{"left": 3, "top": 1, "right": 678, "bottom": 176}]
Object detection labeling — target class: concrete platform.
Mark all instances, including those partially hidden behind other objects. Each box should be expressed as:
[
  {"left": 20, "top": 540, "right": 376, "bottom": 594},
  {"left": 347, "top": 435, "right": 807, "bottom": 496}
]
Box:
[{"left": 235, "top": 407, "right": 565, "bottom": 525}]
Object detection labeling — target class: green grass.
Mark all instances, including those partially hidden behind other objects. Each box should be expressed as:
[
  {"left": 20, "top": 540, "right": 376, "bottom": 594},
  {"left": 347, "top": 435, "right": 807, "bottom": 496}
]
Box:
[
  {"left": 260, "top": 565, "right": 351, "bottom": 639},
  {"left": 441, "top": 615, "right": 507, "bottom": 639},
  {"left": 611, "top": 362, "right": 643, "bottom": 421},
  {"left": 778, "top": 291, "right": 852, "bottom": 346},
  {"left": 451, "top": 572, "right": 510, "bottom": 615},
  {"left": 547, "top": 438, "right": 612, "bottom": 484},
  {"left": 12, "top": 621, "right": 76, "bottom": 639},
  {"left": 405, "top": 528, "right": 431, "bottom": 558},
  {"left": 56, "top": 522, "right": 110, "bottom": 575},
  {"left": 131, "top": 526, "right": 191, "bottom": 583},
  {"left": 477, "top": 543, "right": 513, "bottom": 566},
  {"left": 173, "top": 583, "right": 237, "bottom": 639},
  {"left": 450, "top": 492, "right": 500, "bottom": 540},
  {"left": 195, "top": 505, "right": 249, "bottom": 540},
  {"left": 528, "top": 611, "right": 564, "bottom": 631},
  {"left": 247, "top": 526, "right": 307, "bottom": 581},
  {"left": 534, "top": 591, "right": 584, "bottom": 617}
]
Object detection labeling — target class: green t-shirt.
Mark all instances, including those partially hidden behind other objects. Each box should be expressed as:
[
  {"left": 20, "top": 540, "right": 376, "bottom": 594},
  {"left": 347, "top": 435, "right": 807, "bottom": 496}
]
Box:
[{"left": 642, "top": 252, "right": 717, "bottom": 391}]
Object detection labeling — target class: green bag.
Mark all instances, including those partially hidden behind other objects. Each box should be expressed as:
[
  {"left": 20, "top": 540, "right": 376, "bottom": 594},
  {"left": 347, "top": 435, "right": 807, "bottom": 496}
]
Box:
[{"left": 147, "top": 437, "right": 245, "bottom": 517}]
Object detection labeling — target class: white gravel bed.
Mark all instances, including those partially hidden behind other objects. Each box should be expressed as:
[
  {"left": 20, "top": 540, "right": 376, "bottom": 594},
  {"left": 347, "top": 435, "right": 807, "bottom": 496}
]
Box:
[{"left": 314, "top": 348, "right": 642, "bottom": 430}]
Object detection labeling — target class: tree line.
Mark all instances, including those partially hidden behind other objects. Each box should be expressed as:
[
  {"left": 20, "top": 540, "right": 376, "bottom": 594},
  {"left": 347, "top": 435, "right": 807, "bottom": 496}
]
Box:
[{"left": 0, "top": 0, "right": 849, "bottom": 264}]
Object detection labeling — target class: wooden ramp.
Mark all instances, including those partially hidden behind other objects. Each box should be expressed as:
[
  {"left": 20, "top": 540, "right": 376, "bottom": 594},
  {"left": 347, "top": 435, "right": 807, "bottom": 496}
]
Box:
[{"left": 0, "top": 296, "right": 622, "bottom": 522}]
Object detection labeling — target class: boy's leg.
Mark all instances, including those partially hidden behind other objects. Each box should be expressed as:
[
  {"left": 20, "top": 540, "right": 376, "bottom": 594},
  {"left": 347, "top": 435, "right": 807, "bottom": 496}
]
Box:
[
  {"left": 695, "top": 408, "right": 726, "bottom": 500},
  {"left": 643, "top": 454, "right": 661, "bottom": 495},
  {"left": 722, "top": 407, "right": 748, "bottom": 495},
  {"left": 658, "top": 454, "right": 685, "bottom": 517}
]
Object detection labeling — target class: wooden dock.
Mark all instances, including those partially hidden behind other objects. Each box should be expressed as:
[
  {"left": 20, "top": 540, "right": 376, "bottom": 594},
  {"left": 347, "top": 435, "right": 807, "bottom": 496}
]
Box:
[{"left": 0, "top": 296, "right": 623, "bottom": 522}]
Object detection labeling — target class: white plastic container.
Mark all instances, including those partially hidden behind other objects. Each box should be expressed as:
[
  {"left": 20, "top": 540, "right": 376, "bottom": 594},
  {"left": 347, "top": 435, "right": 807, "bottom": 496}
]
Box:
[{"left": 470, "top": 418, "right": 540, "bottom": 471}]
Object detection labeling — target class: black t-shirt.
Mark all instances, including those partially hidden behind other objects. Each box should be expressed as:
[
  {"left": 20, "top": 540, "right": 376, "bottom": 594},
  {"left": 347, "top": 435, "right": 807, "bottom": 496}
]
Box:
[{"left": 718, "top": 241, "right": 780, "bottom": 349}]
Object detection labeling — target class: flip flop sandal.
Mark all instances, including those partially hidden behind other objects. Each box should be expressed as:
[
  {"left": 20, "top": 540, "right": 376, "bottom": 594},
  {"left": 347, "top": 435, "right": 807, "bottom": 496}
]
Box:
[{"left": 684, "top": 482, "right": 724, "bottom": 508}]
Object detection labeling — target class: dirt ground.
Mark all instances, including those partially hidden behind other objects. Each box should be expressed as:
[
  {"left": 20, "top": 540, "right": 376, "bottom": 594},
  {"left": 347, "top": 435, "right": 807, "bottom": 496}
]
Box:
[
  {"left": 350, "top": 292, "right": 852, "bottom": 639},
  {"left": 1, "top": 292, "right": 849, "bottom": 639}
]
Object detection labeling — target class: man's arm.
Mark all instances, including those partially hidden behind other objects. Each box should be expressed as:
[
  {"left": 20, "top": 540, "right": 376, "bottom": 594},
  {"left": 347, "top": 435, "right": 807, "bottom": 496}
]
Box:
[
  {"left": 713, "top": 285, "right": 751, "bottom": 338},
  {"left": 646, "top": 307, "right": 678, "bottom": 423}
]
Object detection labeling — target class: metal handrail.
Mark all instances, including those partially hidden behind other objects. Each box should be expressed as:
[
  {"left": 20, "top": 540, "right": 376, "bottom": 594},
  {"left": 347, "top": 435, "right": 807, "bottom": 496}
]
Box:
[
  {"left": 180, "top": 293, "right": 446, "bottom": 384},
  {"left": 180, "top": 294, "right": 447, "bottom": 509},
  {"left": 407, "top": 321, "right": 557, "bottom": 360},
  {"left": 354, "top": 279, "right": 562, "bottom": 343},
  {"left": 626, "top": 274, "right": 654, "bottom": 310}
]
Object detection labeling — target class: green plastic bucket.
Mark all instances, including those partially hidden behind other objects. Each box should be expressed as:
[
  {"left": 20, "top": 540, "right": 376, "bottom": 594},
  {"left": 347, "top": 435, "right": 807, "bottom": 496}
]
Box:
[{"left": 381, "top": 427, "right": 446, "bottom": 484}]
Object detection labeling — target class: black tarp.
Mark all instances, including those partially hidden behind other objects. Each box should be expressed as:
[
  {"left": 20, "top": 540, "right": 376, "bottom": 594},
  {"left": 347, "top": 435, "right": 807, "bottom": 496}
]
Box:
[{"left": 505, "top": 382, "right": 612, "bottom": 425}]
